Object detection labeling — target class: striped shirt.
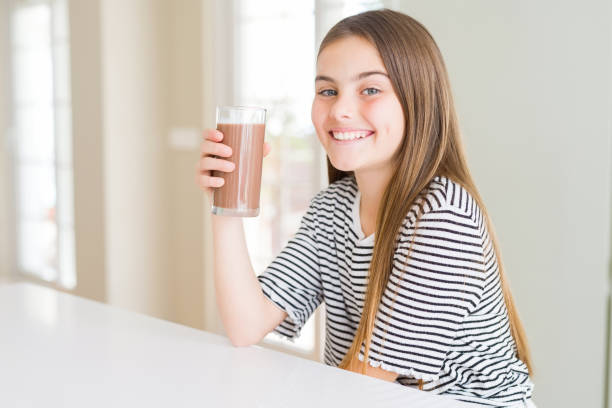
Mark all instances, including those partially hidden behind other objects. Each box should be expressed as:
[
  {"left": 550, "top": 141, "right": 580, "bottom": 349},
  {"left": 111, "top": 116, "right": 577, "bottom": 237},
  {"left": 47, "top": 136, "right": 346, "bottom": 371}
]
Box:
[{"left": 257, "top": 175, "right": 534, "bottom": 407}]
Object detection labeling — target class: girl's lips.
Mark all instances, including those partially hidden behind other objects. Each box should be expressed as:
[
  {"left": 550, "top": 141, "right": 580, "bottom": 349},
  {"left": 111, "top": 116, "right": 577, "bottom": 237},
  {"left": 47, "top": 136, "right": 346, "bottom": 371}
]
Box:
[{"left": 328, "top": 130, "right": 374, "bottom": 143}]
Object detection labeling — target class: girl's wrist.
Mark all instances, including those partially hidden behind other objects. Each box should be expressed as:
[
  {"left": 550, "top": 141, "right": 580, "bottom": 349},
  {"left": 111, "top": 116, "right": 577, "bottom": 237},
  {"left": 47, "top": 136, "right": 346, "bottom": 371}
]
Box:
[{"left": 211, "top": 213, "right": 244, "bottom": 229}]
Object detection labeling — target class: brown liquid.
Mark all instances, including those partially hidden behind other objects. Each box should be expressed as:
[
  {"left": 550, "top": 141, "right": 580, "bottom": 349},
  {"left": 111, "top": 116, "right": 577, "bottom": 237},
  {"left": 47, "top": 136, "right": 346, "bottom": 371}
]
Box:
[{"left": 212, "top": 123, "right": 265, "bottom": 214}]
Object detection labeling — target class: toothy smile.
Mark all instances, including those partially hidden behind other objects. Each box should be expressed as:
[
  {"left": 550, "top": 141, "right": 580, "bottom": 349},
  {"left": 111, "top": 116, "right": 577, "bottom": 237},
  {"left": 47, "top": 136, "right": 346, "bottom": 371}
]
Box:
[{"left": 329, "top": 130, "right": 374, "bottom": 141}]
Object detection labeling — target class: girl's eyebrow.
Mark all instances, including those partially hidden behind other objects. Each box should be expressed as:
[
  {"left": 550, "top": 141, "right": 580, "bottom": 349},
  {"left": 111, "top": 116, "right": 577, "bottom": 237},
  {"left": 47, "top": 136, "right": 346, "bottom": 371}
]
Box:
[{"left": 315, "top": 71, "right": 389, "bottom": 83}]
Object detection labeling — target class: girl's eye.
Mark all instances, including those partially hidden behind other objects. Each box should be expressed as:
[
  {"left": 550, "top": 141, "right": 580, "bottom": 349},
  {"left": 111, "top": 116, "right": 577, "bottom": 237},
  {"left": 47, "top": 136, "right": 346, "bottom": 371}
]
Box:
[
  {"left": 362, "top": 88, "right": 380, "bottom": 96},
  {"left": 318, "top": 89, "right": 337, "bottom": 97}
]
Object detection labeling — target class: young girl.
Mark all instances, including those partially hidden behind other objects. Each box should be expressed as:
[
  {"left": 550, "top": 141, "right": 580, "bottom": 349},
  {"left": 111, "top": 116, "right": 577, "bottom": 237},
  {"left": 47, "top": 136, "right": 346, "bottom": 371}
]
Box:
[{"left": 196, "top": 9, "right": 535, "bottom": 408}]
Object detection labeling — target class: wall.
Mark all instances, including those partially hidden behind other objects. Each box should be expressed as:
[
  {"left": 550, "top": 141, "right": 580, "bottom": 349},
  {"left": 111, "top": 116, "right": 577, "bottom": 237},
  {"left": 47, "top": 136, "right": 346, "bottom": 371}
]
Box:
[
  {"left": 394, "top": 1, "right": 611, "bottom": 406},
  {"left": 98, "top": 0, "right": 207, "bottom": 325},
  {"left": 167, "top": 0, "right": 206, "bottom": 329},
  {"left": 69, "top": 0, "right": 106, "bottom": 301},
  {"left": 99, "top": 0, "right": 172, "bottom": 319}
]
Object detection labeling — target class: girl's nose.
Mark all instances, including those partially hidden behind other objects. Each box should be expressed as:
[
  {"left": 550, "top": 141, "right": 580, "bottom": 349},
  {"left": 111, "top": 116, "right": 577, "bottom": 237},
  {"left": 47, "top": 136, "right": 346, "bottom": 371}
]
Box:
[{"left": 329, "top": 94, "right": 355, "bottom": 120}]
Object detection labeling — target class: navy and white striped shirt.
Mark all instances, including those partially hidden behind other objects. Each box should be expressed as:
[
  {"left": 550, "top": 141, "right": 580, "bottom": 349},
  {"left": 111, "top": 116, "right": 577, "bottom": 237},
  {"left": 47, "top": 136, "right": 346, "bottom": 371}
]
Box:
[{"left": 257, "top": 175, "right": 534, "bottom": 407}]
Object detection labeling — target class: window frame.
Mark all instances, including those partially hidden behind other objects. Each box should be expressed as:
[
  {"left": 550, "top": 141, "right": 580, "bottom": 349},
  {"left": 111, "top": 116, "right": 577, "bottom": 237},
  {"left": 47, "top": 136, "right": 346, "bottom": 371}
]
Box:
[{"left": 7, "top": 0, "right": 76, "bottom": 291}]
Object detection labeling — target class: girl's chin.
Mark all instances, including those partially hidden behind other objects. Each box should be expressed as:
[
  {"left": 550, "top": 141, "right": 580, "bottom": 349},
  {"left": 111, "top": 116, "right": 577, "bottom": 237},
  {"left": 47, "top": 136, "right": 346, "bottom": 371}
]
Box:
[{"left": 327, "top": 158, "right": 358, "bottom": 173}]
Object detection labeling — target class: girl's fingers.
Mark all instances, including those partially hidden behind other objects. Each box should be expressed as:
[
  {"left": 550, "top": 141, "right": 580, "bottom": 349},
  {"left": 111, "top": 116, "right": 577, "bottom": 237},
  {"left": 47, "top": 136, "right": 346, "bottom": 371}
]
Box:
[
  {"left": 201, "top": 139, "right": 232, "bottom": 157},
  {"left": 263, "top": 142, "right": 271, "bottom": 157},
  {"left": 201, "top": 156, "right": 235, "bottom": 173},
  {"left": 198, "top": 174, "right": 225, "bottom": 188},
  {"left": 204, "top": 129, "right": 223, "bottom": 142}
]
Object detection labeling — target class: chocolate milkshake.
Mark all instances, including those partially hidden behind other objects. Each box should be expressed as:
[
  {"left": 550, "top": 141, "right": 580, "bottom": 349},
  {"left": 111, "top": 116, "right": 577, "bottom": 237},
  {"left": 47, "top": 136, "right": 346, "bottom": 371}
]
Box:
[{"left": 212, "top": 107, "right": 266, "bottom": 217}]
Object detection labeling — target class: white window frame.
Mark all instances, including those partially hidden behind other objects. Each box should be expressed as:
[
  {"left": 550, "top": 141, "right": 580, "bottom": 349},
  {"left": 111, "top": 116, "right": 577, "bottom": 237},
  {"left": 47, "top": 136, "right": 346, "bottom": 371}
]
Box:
[{"left": 7, "top": 0, "right": 76, "bottom": 290}]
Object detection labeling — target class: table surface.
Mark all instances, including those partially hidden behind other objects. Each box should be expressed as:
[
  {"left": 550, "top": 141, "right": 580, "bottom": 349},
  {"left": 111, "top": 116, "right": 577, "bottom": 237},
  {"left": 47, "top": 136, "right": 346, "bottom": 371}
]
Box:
[{"left": 0, "top": 282, "right": 472, "bottom": 407}]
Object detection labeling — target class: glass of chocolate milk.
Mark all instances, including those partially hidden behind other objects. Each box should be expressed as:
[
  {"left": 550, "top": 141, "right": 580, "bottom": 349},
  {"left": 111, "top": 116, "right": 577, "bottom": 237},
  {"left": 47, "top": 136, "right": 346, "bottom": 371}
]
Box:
[{"left": 211, "top": 106, "right": 266, "bottom": 217}]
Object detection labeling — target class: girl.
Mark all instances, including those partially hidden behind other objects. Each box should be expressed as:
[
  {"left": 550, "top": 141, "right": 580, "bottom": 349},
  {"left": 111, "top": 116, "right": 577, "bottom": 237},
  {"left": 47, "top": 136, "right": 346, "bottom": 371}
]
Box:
[{"left": 196, "top": 9, "right": 535, "bottom": 408}]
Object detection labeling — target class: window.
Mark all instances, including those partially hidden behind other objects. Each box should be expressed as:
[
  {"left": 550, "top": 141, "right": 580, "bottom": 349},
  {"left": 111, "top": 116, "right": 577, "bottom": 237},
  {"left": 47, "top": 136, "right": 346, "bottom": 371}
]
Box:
[
  {"left": 235, "top": 0, "right": 319, "bottom": 354},
  {"left": 233, "top": 0, "right": 383, "bottom": 358},
  {"left": 9, "top": 0, "right": 75, "bottom": 289}
]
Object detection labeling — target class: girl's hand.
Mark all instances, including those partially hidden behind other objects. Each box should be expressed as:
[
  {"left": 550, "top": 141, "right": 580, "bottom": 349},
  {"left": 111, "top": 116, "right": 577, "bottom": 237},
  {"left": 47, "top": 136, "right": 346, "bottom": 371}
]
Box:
[{"left": 195, "top": 129, "right": 271, "bottom": 202}]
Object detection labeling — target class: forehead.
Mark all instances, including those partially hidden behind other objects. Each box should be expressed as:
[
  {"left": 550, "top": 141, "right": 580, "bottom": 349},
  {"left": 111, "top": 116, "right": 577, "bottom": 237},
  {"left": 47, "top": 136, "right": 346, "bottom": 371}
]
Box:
[{"left": 316, "top": 36, "right": 387, "bottom": 76}]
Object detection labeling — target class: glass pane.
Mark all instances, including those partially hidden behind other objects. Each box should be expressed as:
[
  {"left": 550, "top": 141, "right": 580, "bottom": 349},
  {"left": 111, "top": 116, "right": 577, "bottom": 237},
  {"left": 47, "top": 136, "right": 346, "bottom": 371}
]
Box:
[
  {"left": 53, "top": 41, "right": 71, "bottom": 103},
  {"left": 17, "top": 219, "right": 58, "bottom": 282},
  {"left": 342, "top": 0, "right": 384, "bottom": 14},
  {"left": 11, "top": 3, "right": 51, "bottom": 49},
  {"left": 15, "top": 105, "right": 55, "bottom": 163},
  {"left": 16, "top": 163, "right": 57, "bottom": 221},
  {"left": 316, "top": 0, "right": 384, "bottom": 14},
  {"left": 239, "top": 0, "right": 313, "bottom": 20},
  {"left": 58, "top": 226, "right": 76, "bottom": 289},
  {"left": 238, "top": 0, "right": 317, "bottom": 271},
  {"left": 11, "top": 0, "right": 76, "bottom": 290},
  {"left": 52, "top": 0, "right": 69, "bottom": 41},
  {"left": 237, "top": 21, "right": 314, "bottom": 121},
  {"left": 12, "top": 47, "right": 54, "bottom": 105}
]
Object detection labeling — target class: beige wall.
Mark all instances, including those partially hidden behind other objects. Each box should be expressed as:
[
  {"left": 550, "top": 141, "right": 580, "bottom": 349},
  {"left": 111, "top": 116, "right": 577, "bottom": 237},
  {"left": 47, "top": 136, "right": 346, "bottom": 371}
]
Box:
[
  {"left": 69, "top": 0, "right": 106, "bottom": 301},
  {"left": 101, "top": 0, "right": 172, "bottom": 320},
  {"left": 395, "top": 1, "right": 611, "bottom": 407},
  {"left": 98, "top": 0, "right": 206, "bottom": 325},
  {"left": 167, "top": 0, "right": 206, "bottom": 329}
]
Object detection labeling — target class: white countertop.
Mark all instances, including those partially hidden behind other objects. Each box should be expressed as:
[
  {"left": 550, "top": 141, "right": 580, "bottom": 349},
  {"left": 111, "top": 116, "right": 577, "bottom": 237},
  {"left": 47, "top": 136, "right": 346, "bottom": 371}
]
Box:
[{"left": 0, "top": 283, "right": 471, "bottom": 407}]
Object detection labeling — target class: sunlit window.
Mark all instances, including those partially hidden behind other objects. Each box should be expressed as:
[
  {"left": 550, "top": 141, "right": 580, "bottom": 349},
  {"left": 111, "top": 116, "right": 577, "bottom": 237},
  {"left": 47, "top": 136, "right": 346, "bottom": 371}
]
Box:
[
  {"left": 9, "top": 0, "right": 75, "bottom": 289},
  {"left": 235, "top": 0, "right": 383, "bottom": 356},
  {"left": 235, "top": 0, "right": 319, "bottom": 354}
]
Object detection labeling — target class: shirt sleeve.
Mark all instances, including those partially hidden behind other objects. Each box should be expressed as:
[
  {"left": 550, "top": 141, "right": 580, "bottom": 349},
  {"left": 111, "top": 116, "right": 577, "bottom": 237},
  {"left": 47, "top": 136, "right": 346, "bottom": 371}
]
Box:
[
  {"left": 359, "top": 203, "right": 486, "bottom": 381},
  {"left": 257, "top": 195, "right": 324, "bottom": 341}
]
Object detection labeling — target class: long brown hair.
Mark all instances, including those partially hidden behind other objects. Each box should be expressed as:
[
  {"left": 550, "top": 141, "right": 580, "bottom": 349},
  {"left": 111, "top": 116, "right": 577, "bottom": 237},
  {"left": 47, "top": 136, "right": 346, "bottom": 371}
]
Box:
[{"left": 318, "top": 9, "right": 533, "bottom": 375}]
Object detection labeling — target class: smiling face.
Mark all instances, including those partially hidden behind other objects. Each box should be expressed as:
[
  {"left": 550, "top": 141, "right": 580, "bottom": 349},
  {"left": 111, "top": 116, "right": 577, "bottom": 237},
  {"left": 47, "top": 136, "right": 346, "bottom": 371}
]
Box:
[{"left": 311, "top": 35, "right": 405, "bottom": 175}]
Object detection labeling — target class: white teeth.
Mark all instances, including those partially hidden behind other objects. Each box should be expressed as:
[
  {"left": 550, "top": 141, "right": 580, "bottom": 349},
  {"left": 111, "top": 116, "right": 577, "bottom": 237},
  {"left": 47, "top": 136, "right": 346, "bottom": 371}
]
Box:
[{"left": 331, "top": 131, "right": 370, "bottom": 140}]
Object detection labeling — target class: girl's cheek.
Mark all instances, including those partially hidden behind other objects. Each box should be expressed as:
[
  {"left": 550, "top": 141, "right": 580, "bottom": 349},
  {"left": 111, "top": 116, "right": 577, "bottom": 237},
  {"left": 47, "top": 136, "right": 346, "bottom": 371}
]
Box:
[
  {"left": 311, "top": 100, "right": 328, "bottom": 128},
  {"left": 310, "top": 101, "right": 327, "bottom": 144},
  {"left": 363, "top": 97, "right": 388, "bottom": 116},
  {"left": 359, "top": 100, "right": 384, "bottom": 131},
  {"left": 365, "top": 96, "right": 404, "bottom": 134}
]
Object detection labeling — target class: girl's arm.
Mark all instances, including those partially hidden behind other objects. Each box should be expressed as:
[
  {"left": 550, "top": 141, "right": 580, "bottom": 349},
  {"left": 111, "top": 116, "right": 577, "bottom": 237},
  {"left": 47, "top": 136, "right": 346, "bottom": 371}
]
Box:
[
  {"left": 212, "top": 216, "right": 288, "bottom": 346},
  {"left": 196, "top": 128, "right": 285, "bottom": 346}
]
